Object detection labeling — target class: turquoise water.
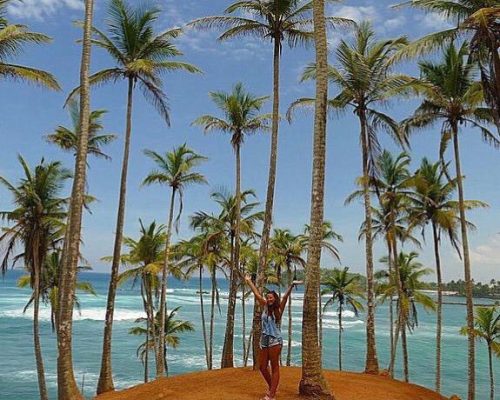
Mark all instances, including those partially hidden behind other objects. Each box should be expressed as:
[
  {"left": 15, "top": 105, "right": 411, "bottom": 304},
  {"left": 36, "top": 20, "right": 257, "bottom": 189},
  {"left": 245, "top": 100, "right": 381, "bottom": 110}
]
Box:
[{"left": 0, "top": 271, "right": 497, "bottom": 399}]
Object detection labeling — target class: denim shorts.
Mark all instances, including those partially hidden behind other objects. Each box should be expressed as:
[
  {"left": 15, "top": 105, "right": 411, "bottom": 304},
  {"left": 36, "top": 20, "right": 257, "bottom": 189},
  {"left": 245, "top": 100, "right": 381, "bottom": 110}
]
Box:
[{"left": 260, "top": 334, "right": 283, "bottom": 349}]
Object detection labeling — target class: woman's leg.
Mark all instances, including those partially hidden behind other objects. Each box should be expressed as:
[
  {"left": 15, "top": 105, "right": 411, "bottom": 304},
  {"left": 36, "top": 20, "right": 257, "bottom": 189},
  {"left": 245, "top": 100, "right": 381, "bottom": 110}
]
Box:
[
  {"left": 268, "top": 345, "right": 282, "bottom": 398},
  {"left": 259, "top": 347, "right": 272, "bottom": 390}
]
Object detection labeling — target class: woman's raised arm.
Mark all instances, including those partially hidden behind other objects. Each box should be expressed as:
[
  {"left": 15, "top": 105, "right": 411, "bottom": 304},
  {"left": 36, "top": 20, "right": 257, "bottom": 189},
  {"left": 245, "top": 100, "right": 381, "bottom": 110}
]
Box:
[{"left": 244, "top": 274, "right": 266, "bottom": 307}]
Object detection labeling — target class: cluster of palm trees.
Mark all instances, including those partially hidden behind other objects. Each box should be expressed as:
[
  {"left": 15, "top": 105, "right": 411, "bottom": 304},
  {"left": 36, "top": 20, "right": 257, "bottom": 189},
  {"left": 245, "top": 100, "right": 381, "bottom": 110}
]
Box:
[{"left": 0, "top": 0, "right": 499, "bottom": 399}]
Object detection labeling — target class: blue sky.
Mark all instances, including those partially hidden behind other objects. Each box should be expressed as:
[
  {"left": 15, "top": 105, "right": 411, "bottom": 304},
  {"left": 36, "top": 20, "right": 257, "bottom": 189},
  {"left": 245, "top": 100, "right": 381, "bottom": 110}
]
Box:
[{"left": 0, "top": 0, "right": 499, "bottom": 281}]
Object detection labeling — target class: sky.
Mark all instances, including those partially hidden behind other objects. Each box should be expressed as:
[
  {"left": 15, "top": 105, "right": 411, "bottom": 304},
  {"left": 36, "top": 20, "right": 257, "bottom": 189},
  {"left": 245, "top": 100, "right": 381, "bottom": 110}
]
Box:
[{"left": 0, "top": 0, "right": 499, "bottom": 282}]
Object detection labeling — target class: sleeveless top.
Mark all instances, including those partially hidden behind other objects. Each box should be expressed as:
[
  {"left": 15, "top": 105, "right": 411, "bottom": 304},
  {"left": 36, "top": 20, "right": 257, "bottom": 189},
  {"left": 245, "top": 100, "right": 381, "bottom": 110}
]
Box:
[{"left": 262, "top": 308, "right": 282, "bottom": 338}]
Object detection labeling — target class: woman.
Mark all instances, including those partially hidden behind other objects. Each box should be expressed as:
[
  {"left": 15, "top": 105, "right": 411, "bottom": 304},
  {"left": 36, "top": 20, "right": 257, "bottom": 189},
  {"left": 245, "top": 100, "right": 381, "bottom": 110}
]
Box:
[{"left": 245, "top": 274, "right": 302, "bottom": 400}]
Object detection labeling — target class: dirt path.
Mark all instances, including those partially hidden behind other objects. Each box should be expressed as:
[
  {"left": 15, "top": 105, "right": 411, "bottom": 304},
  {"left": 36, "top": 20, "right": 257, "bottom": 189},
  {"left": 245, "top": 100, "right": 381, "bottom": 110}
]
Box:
[{"left": 96, "top": 367, "right": 449, "bottom": 400}]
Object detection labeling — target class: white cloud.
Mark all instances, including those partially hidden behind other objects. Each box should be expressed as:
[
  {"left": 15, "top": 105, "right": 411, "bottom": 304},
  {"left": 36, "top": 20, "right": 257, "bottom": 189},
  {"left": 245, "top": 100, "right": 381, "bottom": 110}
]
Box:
[
  {"left": 415, "top": 12, "right": 453, "bottom": 31},
  {"left": 333, "top": 5, "right": 379, "bottom": 24},
  {"left": 470, "top": 235, "right": 500, "bottom": 266},
  {"left": 384, "top": 16, "right": 407, "bottom": 31},
  {"left": 7, "top": 0, "right": 83, "bottom": 20}
]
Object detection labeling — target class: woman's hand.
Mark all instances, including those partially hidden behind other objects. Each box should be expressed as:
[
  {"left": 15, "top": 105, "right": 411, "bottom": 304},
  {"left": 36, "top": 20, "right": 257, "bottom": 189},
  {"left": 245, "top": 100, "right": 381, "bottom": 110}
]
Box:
[{"left": 244, "top": 274, "right": 253, "bottom": 284}]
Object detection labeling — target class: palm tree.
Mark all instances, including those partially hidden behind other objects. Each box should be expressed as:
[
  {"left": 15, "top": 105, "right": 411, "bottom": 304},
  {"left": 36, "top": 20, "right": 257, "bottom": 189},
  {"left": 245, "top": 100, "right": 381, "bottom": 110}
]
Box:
[
  {"left": 411, "top": 158, "right": 486, "bottom": 392},
  {"left": 395, "top": 0, "right": 500, "bottom": 124},
  {"left": 142, "top": 144, "right": 207, "bottom": 376},
  {"left": 0, "top": 0, "right": 60, "bottom": 89},
  {"left": 303, "top": 221, "right": 342, "bottom": 349},
  {"left": 269, "top": 228, "right": 306, "bottom": 366},
  {"left": 378, "top": 251, "right": 436, "bottom": 382},
  {"left": 0, "top": 156, "right": 70, "bottom": 400},
  {"left": 56, "top": 1, "right": 95, "bottom": 398},
  {"left": 460, "top": 306, "right": 500, "bottom": 400},
  {"left": 299, "top": 0, "right": 332, "bottom": 397},
  {"left": 401, "top": 42, "right": 499, "bottom": 399},
  {"left": 18, "top": 251, "right": 96, "bottom": 333},
  {"left": 190, "top": 2, "right": 352, "bottom": 368},
  {"left": 83, "top": 1, "right": 200, "bottom": 391},
  {"left": 117, "top": 220, "right": 166, "bottom": 381},
  {"left": 130, "top": 306, "right": 195, "bottom": 377},
  {"left": 46, "top": 99, "right": 116, "bottom": 161},
  {"left": 292, "top": 22, "right": 415, "bottom": 374},
  {"left": 193, "top": 83, "right": 269, "bottom": 368},
  {"left": 321, "top": 267, "right": 365, "bottom": 371}
]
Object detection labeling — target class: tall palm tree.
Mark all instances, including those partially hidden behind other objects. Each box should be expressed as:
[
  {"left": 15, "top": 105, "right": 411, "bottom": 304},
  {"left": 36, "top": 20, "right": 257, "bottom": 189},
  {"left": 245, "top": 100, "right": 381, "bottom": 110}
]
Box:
[
  {"left": 116, "top": 220, "right": 166, "bottom": 380},
  {"left": 56, "top": 1, "right": 95, "bottom": 398},
  {"left": 395, "top": 0, "right": 500, "bottom": 124},
  {"left": 190, "top": 2, "right": 351, "bottom": 368},
  {"left": 0, "top": 0, "right": 60, "bottom": 89},
  {"left": 142, "top": 144, "right": 207, "bottom": 376},
  {"left": 411, "top": 158, "right": 486, "bottom": 392},
  {"left": 295, "top": 22, "right": 415, "bottom": 374},
  {"left": 82, "top": 1, "right": 200, "bottom": 392},
  {"left": 299, "top": 0, "right": 332, "bottom": 397},
  {"left": 401, "top": 42, "right": 499, "bottom": 399},
  {"left": 460, "top": 306, "right": 500, "bottom": 400},
  {"left": 377, "top": 251, "right": 436, "bottom": 382},
  {"left": 0, "top": 156, "right": 70, "bottom": 400},
  {"left": 269, "top": 228, "right": 306, "bottom": 366},
  {"left": 321, "top": 267, "right": 364, "bottom": 371},
  {"left": 46, "top": 99, "right": 116, "bottom": 161},
  {"left": 129, "top": 306, "right": 195, "bottom": 377},
  {"left": 193, "top": 83, "right": 269, "bottom": 368}
]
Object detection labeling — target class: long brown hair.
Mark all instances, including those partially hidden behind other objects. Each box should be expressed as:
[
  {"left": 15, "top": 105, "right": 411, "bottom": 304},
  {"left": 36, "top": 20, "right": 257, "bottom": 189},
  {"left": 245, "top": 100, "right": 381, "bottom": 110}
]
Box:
[{"left": 265, "top": 291, "right": 281, "bottom": 323}]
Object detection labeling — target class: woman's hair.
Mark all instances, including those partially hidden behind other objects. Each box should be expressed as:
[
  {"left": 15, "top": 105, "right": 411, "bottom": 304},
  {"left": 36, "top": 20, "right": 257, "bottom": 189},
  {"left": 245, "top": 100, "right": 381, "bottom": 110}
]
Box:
[{"left": 266, "top": 291, "right": 281, "bottom": 322}]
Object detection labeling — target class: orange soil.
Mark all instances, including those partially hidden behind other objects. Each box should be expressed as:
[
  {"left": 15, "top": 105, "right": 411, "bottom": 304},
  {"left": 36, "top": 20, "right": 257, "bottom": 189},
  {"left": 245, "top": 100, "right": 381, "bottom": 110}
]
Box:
[{"left": 96, "top": 367, "right": 449, "bottom": 400}]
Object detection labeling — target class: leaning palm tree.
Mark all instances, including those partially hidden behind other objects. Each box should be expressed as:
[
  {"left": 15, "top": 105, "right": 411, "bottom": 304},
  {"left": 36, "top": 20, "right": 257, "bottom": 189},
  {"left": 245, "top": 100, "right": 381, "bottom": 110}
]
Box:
[
  {"left": 130, "top": 306, "right": 195, "bottom": 377},
  {"left": 411, "top": 157, "right": 486, "bottom": 392},
  {"left": 299, "top": 0, "right": 332, "bottom": 396},
  {"left": 401, "top": 41, "right": 499, "bottom": 399},
  {"left": 460, "top": 306, "right": 500, "bottom": 400},
  {"left": 193, "top": 83, "right": 269, "bottom": 368},
  {"left": 0, "top": 156, "right": 70, "bottom": 400},
  {"left": 56, "top": 1, "right": 95, "bottom": 399},
  {"left": 321, "top": 267, "right": 365, "bottom": 371},
  {"left": 46, "top": 99, "right": 116, "bottom": 161},
  {"left": 190, "top": 2, "right": 352, "bottom": 368},
  {"left": 395, "top": 0, "right": 500, "bottom": 125},
  {"left": 83, "top": 1, "right": 200, "bottom": 392},
  {"left": 378, "top": 251, "right": 436, "bottom": 382},
  {"left": 292, "top": 21, "right": 415, "bottom": 374},
  {"left": 0, "top": 0, "right": 60, "bottom": 89},
  {"left": 142, "top": 144, "right": 207, "bottom": 376},
  {"left": 269, "top": 228, "right": 306, "bottom": 366}
]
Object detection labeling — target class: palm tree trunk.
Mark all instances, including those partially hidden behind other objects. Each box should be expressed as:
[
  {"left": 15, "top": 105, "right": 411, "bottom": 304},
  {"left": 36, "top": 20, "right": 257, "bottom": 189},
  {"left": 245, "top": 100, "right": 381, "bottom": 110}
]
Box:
[
  {"left": 199, "top": 265, "right": 210, "bottom": 369},
  {"left": 33, "top": 242, "right": 49, "bottom": 400},
  {"left": 140, "top": 281, "right": 150, "bottom": 383},
  {"left": 242, "top": 279, "right": 247, "bottom": 367},
  {"left": 401, "top": 324, "right": 409, "bottom": 382},
  {"left": 432, "top": 222, "right": 443, "bottom": 393},
  {"left": 359, "top": 108, "right": 379, "bottom": 374},
  {"left": 144, "top": 277, "right": 158, "bottom": 372},
  {"left": 222, "top": 144, "right": 242, "bottom": 368},
  {"left": 387, "top": 238, "right": 394, "bottom": 377},
  {"left": 253, "top": 17, "right": 282, "bottom": 369},
  {"left": 319, "top": 284, "right": 323, "bottom": 349},
  {"left": 299, "top": 1, "right": 333, "bottom": 397},
  {"left": 144, "top": 316, "right": 149, "bottom": 383},
  {"left": 57, "top": 2, "right": 93, "bottom": 398},
  {"left": 451, "top": 123, "right": 475, "bottom": 400},
  {"left": 389, "top": 239, "right": 405, "bottom": 377},
  {"left": 157, "top": 188, "right": 177, "bottom": 377},
  {"left": 338, "top": 307, "right": 342, "bottom": 371},
  {"left": 287, "top": 271, "right": 293, "bottom": 366},
  {"left": 209, "top": 268, "right": 216, "bottom": 370},
  {"left": 488, "top": 343, "right": 494, "bottom": 400},
  {"left": 97, "top": 76, "right": 135, "bottom": 394}
]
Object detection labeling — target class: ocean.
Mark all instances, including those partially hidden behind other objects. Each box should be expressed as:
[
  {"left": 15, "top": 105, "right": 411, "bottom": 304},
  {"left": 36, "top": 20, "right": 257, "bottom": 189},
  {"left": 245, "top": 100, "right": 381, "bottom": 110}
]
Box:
[{"left": 0, "top": 270, "right": 496, "bottom": 399}]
